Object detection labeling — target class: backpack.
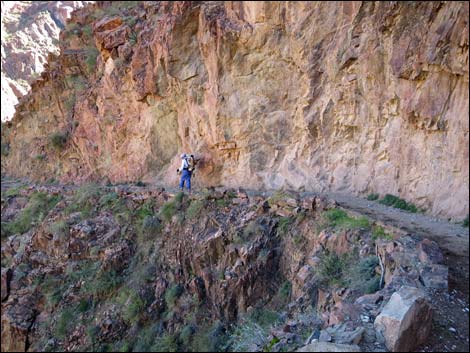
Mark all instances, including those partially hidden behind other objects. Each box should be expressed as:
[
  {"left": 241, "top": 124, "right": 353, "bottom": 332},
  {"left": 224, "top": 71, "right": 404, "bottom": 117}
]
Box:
[{"left": 185, "top": 155, "right": 195, "bottom": 172}]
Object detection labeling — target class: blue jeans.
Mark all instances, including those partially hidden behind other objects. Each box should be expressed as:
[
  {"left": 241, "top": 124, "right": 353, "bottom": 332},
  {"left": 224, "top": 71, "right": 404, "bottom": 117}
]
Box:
[{"left": 179, "top": 169, "right": 192, "bottom": 191}]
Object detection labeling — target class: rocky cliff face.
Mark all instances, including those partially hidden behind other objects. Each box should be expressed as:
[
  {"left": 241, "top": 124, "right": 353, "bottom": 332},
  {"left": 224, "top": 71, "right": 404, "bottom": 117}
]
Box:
[
  {"left": 1, "top": 1, "right": 92, "bottom": 121},
  {"left": 1, "top": 1, "right": 468, "bottom": 219},
  {"left": 1, "top": 181, "right": 454, "bottom": 352}
]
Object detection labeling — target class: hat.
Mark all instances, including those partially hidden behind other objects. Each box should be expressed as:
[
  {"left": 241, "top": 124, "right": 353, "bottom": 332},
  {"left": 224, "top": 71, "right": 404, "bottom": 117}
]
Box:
[{"left": 180, "top": 153, "right": 186, "bottom": 159}]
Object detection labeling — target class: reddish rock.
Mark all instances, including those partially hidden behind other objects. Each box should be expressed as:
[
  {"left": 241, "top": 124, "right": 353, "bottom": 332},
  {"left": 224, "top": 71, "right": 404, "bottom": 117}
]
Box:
[{"left": 93, "top": 16, "right": 124, "bottom": 32}]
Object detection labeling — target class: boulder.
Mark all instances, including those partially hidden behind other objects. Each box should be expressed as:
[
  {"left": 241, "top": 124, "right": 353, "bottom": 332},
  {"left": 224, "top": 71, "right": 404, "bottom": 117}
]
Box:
[
  {"left": 93, "top": 16, "right": 123, "bottom": 32},
  {"left": 374, "top": 286, "right": 432, "bottom": 352},
  {"left": 297, "top": 342, "right": 361, "bottom": 352},
  {"left": 419, "top": 264, "right": 448, "bottom": 289},
  {"left": 417, "top": 239, "right": 444, "bottom": 264},
  {"left": 325, "top": 324, "right": 365, "bottom": 345}
]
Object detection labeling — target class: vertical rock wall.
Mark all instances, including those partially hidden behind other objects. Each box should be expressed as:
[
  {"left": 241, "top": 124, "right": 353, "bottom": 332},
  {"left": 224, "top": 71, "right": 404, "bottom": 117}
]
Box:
[{"left": 1, "top": 1, "right": 468, "bottom": 219}]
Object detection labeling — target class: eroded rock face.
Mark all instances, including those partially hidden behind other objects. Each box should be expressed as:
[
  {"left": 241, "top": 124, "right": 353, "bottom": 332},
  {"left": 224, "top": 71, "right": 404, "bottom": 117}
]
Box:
[
  {"left": 374, "top": 286, "right": 433, "bottom": 352},
  {"left": 1, "top": 1, "right": 468, "bottom": 220},
  {"left": 0, "top": 0, "right": 92, "bottom": 121}
]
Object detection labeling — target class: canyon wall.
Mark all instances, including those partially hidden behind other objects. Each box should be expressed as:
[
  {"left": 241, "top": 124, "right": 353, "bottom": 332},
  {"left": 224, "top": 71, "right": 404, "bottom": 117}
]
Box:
[
  {"left": 1, "top": 1, "right": 469, "bottom": 219},
  {"left": 1, "top": 1, "right": 92, "bottom": 121}
]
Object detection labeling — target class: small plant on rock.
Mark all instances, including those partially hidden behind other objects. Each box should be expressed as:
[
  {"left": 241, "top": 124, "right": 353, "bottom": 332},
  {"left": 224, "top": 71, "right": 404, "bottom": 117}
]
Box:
[
  {"left": 378, "top": 194, "right": 417, "bottom": 213},
  {"left": 165, "top": 284, "right": 183, "bottom": 309},
  {"left": 318, "top": 250, "right": 347, "bottom": 287},
  {"left": 463, "top": 215, "right": 469, "bottom": 228},
  {"left": 367, "top": 193, "right": 379, "bottom": 201},
  {"left": 49, "top": 131, "right": 69, "bottom": 150},
  {"left": 372, "top": 225, "right": 393, "bottom": 241},
  {"left": 323, "top": 209, "right": 370, "bottom": 230}
]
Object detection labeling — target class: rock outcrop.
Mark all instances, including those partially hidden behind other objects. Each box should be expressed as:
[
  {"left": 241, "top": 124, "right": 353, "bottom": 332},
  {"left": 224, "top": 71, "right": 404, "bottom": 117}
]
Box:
[
  {"left": 1, "top": 1, "right": 468, "bottom": 220},
  {"left": 374, "top": 286, "right": 433, "bottom": 352},
  {"left": 1, "top": 179, "right": 451, "bottom": 352},
  {"left": 1, "top": 0, "right": 92, "bottom": 121}
]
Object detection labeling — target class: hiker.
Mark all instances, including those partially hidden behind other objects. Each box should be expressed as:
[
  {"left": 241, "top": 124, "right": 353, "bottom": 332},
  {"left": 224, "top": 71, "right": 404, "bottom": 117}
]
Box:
[{"left": 177, "top": 153, "right": 195, "bottom": 193}]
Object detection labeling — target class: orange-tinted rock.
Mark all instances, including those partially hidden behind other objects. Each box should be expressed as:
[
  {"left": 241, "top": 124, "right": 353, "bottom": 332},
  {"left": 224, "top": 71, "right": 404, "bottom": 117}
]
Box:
[{"left": 2, "top": 1, "right": 468, "bottom": 221}]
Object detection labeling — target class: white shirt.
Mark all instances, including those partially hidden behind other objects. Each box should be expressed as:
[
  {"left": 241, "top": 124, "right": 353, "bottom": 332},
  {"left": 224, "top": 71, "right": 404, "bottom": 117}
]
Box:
[{"left": 180, "top": 158, "right": 189, "bottom": 171}]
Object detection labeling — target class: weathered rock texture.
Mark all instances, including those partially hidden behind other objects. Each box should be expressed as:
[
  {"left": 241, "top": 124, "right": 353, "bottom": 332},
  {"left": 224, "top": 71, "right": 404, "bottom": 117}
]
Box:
[
  {"left": 1, "top": 1, "right": 469, "bottom": 219},
  {"left": 0, "top": 179, "right": 451, "bottom": 352},
  {"left": 374, "top": 286, "right": 433, "bottom": 352},
  {"left": 1, "top": 1, "right": 92, "bottom": 121}
]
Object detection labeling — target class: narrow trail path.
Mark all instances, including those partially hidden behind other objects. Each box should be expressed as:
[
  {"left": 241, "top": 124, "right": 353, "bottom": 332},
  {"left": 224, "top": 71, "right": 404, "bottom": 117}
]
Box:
[{"left": 2, "top": 176, "right": 469, "bottom": 294}]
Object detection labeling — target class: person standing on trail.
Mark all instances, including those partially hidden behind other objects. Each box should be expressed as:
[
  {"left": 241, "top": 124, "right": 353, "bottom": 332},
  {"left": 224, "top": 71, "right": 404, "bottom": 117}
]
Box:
[{"left": 177, "top": 153, "right": 195, "bottom": 194}]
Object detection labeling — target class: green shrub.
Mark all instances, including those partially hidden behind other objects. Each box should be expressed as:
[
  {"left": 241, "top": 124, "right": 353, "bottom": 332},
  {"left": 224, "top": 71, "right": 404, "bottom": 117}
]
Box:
[
  {"left": 49, "top": 131, "right": 69, "bottom": 150},
  {"left": 191, "top": 321, "right": 227, "bottom": 352},
  {"left": 98, "top": 191, "right": 119, "bottom": 208},
  {"left": 132, "top": 324, "right": 160, "bottom": 351},
  {"left": 65, "top": 184, "right": 101, "bottom": 216},
  {"left": 346, "top": 255, "right": 381, "bottom": 294},
  {"left": 135, "top": 200, "right": 154, "bottom": 220},
  {"left": 129, "top": 31, "right": 138, "bottom": 45},
  {"left": 318, "top": 250, "right": 346, "bottom": 287},
  {"left": 186, "top": 200, "right": 204, "bottom": 219},
  {"left": 278, "top": 281, "right": 291, "bottom": 302},
  {"left": 55, "top": 308, "right": 75, "bottom": 338},
  {"left": 1, "top": 142, "right": 10, "bottom": 156},
  {"left": 119, "top": 1, "right": 142, "bottom": 9},
  {"left": 248, "top": 308, "right": 281, "bottom": 329},
  {"left": 118, "top": 341, "right": 132, "bottom": 352},
  {"left": 372, "top": 226, "right": 393, "bottom": 241},
  {"left": 175, "top": 191, "right": 184, "bottom": 203},
  {"left": 323, "top": 209, "right": 370, "bottom": 230},
  {"left": 82, "top": 24, "right": 92, "bottom": 38},
  {"left": 365, "top": 277, "right": 381, "bottom": 294},
  {"left": 216, "top": 198, "right": 230, "bottom": 208},
  {"left": 378, "top": 194, "right": 417, "bottom": 213},
  {"left": 267, "top": 190, "right": 289, "bottom": 207},
  {"left": 228, "top": 319, "right": 268, "bottom": 352},
  {"left": 463, "top": 215, "right": 469, "bottom": 228},
  {"left": 87, "top": 324, "right": 100, "bottom": 345},
  {"left": 125, "top": 16, "right": 137, "bottom": 27},
  {"left": 159, "top": 193, "right": 183, "bottom": 223},
  {"left": 4, "top": 185, "right": 25, "bottom": 197},
  {"left": 141, "top": 215, "right": 161, "bottom": 236},
  {"left": 2, "top": 192, "right": 61, "bottom": 238},
  {"left": 151, "top": 333, "right": 179, "bottom": 352},
  {"left": 48, "top": 220, "right": 69, "bottom": 239},
  {"left": 179, "top": 325, "right": 195, "bottom": 347},
  {"left": 117, "top": 288, "right": 145, "bottom": 323},
  {"left": 378, "top": 194, "right": 399, "bottom": 206},
  {"left": 135, "top": 181, "right": 146, "bottom": 187},
  {"left": 165, "top": 284, "right": 183, "bottom": 309},
  {"left": 367, "top": 193, "right": 379, "bottom": 201},
  {"left": 41, "top": 276, "right": 65, "bottom": 309},
  {"left": 64, "top": 94, "right": 76, "bottom": 111},
  {"left": 84, "top": 46, "right": 99, "bottom": 73},
  {"left": 277, "top": 216, "right": 293, "bottom": 235},
  {"left": 81, "top": 269, "right": 122, "bottom": 300},
  {"left": 77, "top": 298, "right": 91, "bottom": 313}
]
